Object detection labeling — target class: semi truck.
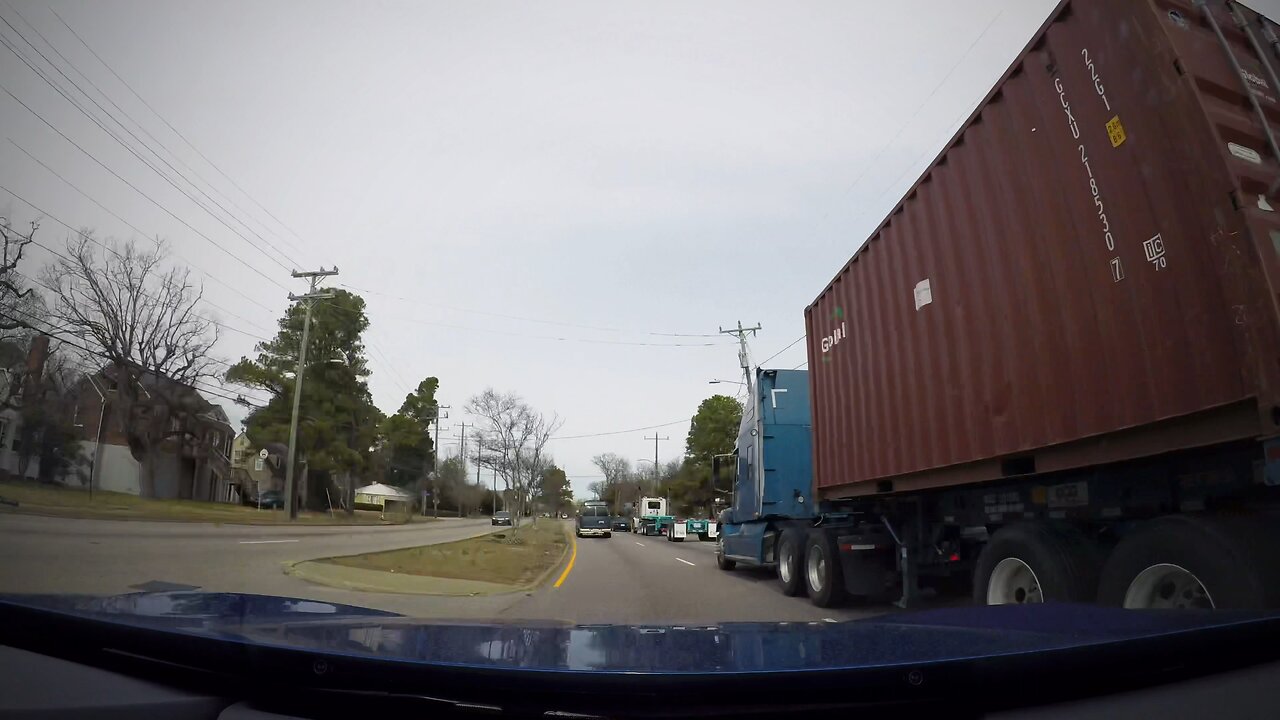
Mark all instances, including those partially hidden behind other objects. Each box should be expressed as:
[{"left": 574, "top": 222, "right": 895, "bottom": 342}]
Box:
[
  {"left": 634, "top": 497, "right": 675, "bottom": 536},
  {"left": 716, "top": 0, "right": 1280, "bottom": 610}
]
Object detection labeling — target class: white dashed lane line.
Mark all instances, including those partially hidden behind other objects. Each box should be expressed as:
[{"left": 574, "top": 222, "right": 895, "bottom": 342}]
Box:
[
  {"left": 238, "top": 539, "right": 299, "bottom": 544},
  {"left": 676, "top": 558, "right": 695, "bottom": 566},
  {"left": 635, "top": 542, "right": 646, "bottom": 547}
]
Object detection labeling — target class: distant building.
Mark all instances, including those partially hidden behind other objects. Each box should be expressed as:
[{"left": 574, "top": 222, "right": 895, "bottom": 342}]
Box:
[{"left": 70, "top": 365, "right": 237, "bottom": 502}]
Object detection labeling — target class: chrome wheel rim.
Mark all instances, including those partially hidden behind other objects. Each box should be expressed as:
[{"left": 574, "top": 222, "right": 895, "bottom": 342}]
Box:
[
  {"left": 806, "top": 546, "right": 826, "bottom": 593},
  {"left": 987, "top": 557, "right": 1043, "bottom": 604},
  {"left": 779, "top": 541, "right": 793, "bottom": 584},
  {"left": 1123, "top": 563, "right": 1214, "bottom": 609}
]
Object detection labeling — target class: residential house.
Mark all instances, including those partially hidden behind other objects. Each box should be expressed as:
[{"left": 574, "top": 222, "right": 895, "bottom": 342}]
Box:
[
  {"left": 0, "top": 335, "right": 75, "bottom": 483},
  {"left": 71, "top": 365, "right": 237, "bottom": 502},
  {"left": 231, "top": 432, "right": 279, "bottom": 500}
]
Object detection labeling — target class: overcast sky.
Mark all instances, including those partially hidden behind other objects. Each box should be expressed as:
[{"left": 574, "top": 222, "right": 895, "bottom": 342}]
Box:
[{"left": 1, "top": 0, "right": 1073, "bottom": 498}]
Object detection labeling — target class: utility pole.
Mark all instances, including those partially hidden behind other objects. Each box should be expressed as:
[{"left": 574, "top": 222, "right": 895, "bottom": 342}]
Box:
[
  {"left": 456, "top": 421, "right": 473, "bottom": 462},
  {"left": 284, "top": 267, "right": 338, "bottom": 520},
  {"left": 429, "top": 405, "right": 450, "bottom": 517},
  {"left": 644, "top": 433, "right": 669, "bottom": 497},
  {"left": 719, "top": 320, "right": 761, "bottom": 382}
]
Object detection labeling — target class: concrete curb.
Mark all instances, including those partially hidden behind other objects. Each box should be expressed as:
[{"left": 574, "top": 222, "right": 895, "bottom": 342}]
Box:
[{"left": 285, "top": 521, "right": 573, "bottom": 597}]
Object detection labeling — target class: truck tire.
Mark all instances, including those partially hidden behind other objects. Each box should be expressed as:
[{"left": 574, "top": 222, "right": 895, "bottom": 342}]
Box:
[
  {"left": 1097, "top": 514, "right": 1280, "bottom": 610},
  {"left": 698, "top": 533, "right": 709, "bottom": 542},
  {"left": 716, "top": 535, "right": 736, "bottom": 571},
  {"left": 973, "top": 522, "right": 1101, "bottom": 605},
  {"left": 777, "top": 529, "right": 806, "bottom": 597},
  {"left": 804, "top": 530, "right": 846, "bottom": 607}
]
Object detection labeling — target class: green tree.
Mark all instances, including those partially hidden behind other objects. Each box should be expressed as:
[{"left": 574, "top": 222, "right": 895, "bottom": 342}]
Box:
[
  {"left": 685, "top": 395, "right": 742, "bottom": 467},
  {"left": 539, "top": 465, "right": 573, "bottom": 514},
  {"left": 663, "top": 395, "right": 743, "bottom": 517},
  {"left": 375, "top": 377, "right": 440, "bottom": 491},
  {"left": 226, "top": 289, "right": 382, "bottom": 508}
]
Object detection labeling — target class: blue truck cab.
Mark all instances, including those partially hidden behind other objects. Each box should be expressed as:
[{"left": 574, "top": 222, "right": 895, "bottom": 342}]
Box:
[{"left": 718, "top": 369, "right": 816, "bottom": 564}]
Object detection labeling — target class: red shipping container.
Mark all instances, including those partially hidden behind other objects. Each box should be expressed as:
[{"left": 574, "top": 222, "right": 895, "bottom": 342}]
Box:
[{"left": 806, "top": 0, "right": 1280, "bottom": 499}]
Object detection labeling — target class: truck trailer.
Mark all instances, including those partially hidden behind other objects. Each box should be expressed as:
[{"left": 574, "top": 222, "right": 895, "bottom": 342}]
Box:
[{"left": 716, "top": 0, "right": 1280, "bottom": 610}]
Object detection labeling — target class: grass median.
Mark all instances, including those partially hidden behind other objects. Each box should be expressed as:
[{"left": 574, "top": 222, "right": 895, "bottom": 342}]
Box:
[
  {"left": 319, "top": 521, "right": 570, "bottom": 588},
  {"left": 0, "top": 480, "right": 426, "bottom": 525}
]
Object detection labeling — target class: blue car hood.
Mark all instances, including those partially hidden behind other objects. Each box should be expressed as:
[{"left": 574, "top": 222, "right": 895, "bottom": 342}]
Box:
[{"left": 4, "top": 591, "right": 1278, "bottom": 674}]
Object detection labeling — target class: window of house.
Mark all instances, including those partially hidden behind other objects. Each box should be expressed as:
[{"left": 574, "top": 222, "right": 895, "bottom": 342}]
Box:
[
  {"left": 254, "top": 458, "right": 264, "bottom": 472},
  {"left": 0, "top": 418, "right": 8, "bottom": 450}
]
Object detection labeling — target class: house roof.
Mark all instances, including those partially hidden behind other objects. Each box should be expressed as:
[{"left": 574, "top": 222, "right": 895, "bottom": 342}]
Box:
[{"left": 354, "top": 482, "right": 412, "bottom": 498}]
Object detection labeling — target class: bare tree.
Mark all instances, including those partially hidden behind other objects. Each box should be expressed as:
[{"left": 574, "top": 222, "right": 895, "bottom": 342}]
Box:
[
  {"left": 591, "top": 452, "right": 632, "bottom": 514},
  {"left": 0, "top": 217, "right": 51, "bottom": 408},
  {"left": 42, "top": 234, "right": 219, "bottom": 496},
  {"left": 0, "top": 217, "right": 36, "bottom": 332},
  {"left": 468, "top": 388, "right": 562, "bottom": 528}
]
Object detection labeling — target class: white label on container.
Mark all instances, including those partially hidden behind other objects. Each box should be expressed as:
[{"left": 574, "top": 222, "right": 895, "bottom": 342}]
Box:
[
  {"left": 1046, "top": 481, "right": 1088, "bottom": 508},
  {"left": 913, "top": 278, "right": 932, "bottom": 311},
  {"left": 1229, "top": 142, "right": 1262, "bottom": 164}
]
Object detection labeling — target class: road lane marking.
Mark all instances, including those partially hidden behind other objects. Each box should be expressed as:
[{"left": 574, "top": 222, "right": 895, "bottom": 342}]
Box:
[
  {"left": 676, "top": 558, "right": 695, "bottom": 566},
  {"left": 554, "top": 533, "right": 578, "bottom": 588},
  {"left": 238, "top": 539, "right": 299, "bottom": 544},
  {"left": 635, "top": 542, "right": 645, "bottom": 547}
]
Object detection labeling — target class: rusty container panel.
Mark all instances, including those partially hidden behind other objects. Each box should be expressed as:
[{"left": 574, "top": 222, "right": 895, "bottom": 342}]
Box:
[{"left": 807, "top": 0, "right": 1280, "bottom": 499}]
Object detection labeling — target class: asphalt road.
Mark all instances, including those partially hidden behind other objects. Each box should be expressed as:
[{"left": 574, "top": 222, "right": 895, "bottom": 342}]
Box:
[{"left": 0, "top": 515, "right": 955, "bottom": 623}]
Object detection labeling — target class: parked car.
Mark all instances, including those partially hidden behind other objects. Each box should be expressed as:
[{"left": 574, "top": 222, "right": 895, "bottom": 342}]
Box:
[
  {"left": 491, "top": 511, "right": 513, "bottom": 527},
  {"left": 611, "top": 517, "right": 630, "bottom": 532},
  {"left": 257, "top": 491, "right": 284, "bottom": 510}
]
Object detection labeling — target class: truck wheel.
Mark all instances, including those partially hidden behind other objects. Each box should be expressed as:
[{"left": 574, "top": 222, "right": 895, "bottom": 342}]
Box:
[
  {"left": 1098, "top": 514, "right": 1280, "bottom": 609},
  {"left": 973, "top": 522, "right": 1100, "bottom": 605},
  {"left": 804, "top": 530, "right": 846, "bottom": 607},
  {"left": 716, "top": 535, "right": 736, "bottom": 571},
  {"left": 777, "top": 529, "right": 806, "bottom": 597},
  {"left": 698, "top": 533, "right": 709, "bottom": 542}
]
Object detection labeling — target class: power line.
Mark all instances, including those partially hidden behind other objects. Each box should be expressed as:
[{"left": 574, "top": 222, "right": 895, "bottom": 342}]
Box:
[
  {"left": 0, "top": 9, "right": 302, "bottom": 272},
  {"left": 342, "top": 282, "right": 720, "bottom": 338},
  {"left": 8, "top": 138, "right": 278, "bottom": 316},
  {"left": 10, "top": 216, "right": 272, "bottom": 345},
  {"left": 375, "top": 310, "right": 730, "bottom": 348},
  {"left": 759, "top": 334, "right": 805, "bottom": 367},
  {"left": 0, "top": 310, "right": 267, "bottom": 408},
  {"left": 49, "top": 7, "right": 312, "bottom": 259},
  {"left": 31, "top": 3, "right": 307, "bottom": 265},
  {"left": 552, "top": 418, "right": 687, "bottom": 441},
  {"left": 0, "top": 78, "right": 289, "bottom": 292},
  {"left": 828, "top": 8, "right": 1005, "bottom": 207}
]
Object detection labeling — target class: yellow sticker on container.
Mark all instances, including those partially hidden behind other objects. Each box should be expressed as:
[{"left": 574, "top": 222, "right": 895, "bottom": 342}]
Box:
[{"left": 1106, "top": 115, "right": 1126, "bottom": 147}]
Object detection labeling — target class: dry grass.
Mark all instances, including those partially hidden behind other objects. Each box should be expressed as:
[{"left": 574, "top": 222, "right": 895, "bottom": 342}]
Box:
[
  {"left": 321, "top": 521, "right": 569, "bottom": 586},
  {"left": 0, "top": 480, "right": 425, "bottom": 525}
]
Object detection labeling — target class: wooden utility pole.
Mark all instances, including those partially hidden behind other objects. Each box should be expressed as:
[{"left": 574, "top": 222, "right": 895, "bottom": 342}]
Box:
[{"left": 284, "top": 267, "right": 337, "bottom": 520}]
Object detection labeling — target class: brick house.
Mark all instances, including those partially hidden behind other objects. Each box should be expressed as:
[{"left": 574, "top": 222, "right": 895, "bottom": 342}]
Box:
[{"left": 71, "top": 366, "right": 237, "bottom": 502}]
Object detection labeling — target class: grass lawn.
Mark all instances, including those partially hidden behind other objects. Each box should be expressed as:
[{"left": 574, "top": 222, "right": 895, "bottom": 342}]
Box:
[
  {"left": 321, "top": 521, "right": 569, "bottom": 587},
  {"left": 0, "top": 480, "right": 425, "bottom": 525}
]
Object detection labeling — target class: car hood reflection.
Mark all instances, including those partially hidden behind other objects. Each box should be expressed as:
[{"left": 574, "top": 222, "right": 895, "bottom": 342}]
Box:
[{"left": 3, "top": 591, "right": 1277, "bottom": 673}]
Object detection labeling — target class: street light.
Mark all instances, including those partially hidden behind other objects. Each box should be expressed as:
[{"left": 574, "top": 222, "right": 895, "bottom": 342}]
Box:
[{"left": 708, "top": 379, "right": 746, "bottom": 386}]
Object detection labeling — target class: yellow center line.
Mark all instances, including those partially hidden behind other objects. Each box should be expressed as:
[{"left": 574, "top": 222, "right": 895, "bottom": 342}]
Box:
[{"left": 554, "top": 532, "right": 577, "bottom": 588}]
